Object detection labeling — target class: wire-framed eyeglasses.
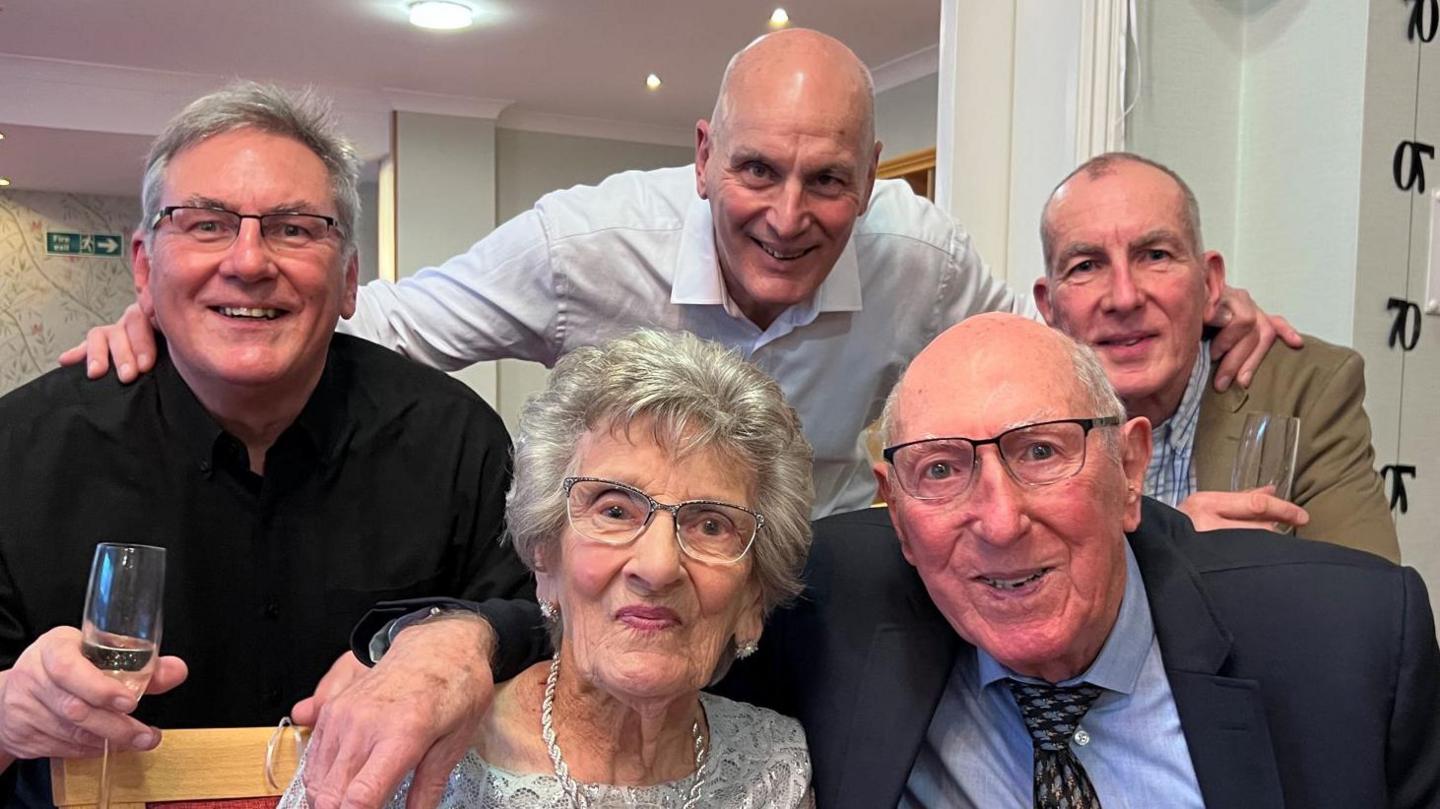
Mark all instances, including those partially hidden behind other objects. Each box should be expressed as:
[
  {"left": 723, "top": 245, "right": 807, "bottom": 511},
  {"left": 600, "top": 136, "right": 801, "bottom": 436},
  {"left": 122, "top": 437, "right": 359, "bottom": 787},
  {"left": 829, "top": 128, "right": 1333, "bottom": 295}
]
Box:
[
  {"left": 150, "top": 205, "right": 341, "bottom": 253},
  {"left": 562, "top": 477, "right": 764, "bottom": 565},
  {"left": 882, "top": 416, "right": 1122, "bottom": 501}
]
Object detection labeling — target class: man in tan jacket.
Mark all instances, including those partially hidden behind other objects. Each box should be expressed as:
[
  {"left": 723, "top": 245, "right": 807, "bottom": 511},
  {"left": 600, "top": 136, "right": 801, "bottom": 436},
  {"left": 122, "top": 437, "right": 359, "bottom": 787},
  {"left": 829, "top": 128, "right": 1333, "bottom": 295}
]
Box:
[{"left": 1033, "top": 152, "right": 1399, "bottom": 561}]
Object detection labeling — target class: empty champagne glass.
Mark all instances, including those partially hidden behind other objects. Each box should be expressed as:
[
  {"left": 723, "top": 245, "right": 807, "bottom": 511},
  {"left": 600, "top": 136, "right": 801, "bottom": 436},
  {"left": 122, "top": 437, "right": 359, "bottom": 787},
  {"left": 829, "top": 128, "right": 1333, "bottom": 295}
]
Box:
[
  {"left": 1231, "top": 413, "right": 1301, "bottom": 502},
  {"left": 81, "top": 543, "right": 166, "bottom": 809}
]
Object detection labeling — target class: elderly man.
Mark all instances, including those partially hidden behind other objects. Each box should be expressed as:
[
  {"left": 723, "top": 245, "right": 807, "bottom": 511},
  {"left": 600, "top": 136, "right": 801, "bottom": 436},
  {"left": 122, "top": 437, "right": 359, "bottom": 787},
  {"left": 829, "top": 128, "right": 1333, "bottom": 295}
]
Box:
[
  {"left": 1033, "top": 153, "right": 1399, "bottom": 560},
  {"left": 0, "top": 84, "right": 529, "bottom": 805},
  {"left": 70, "top": 31, "right": 1290, "bottom": 522},
  {"left": 729, "top": 313, "right": 1438, "bottom": 807}
]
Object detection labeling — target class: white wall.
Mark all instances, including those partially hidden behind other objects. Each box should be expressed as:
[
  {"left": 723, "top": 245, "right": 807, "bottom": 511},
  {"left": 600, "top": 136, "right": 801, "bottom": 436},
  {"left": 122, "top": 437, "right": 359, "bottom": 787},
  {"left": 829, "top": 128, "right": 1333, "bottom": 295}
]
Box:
[
  {"left": 495, "top": 128, "right": 693, "bottom": 221},
  {"left": 875, "top": 73, "right": 938, "bottom": 159},
  {"left": 393, "top": 111, "right": 499, "bottom": 401},
  {"left": 1231, "top": 1, "right": 1369, "bottom": 345},
  {"left": 1008, "top": 0, "right": 1083, "bottom": 286}
]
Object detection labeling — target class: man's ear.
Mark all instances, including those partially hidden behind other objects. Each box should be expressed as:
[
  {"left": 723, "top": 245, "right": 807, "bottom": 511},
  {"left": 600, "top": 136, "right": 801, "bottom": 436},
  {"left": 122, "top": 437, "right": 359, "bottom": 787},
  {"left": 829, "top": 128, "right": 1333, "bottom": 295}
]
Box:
[
  {"left": 1033, "top": 276, "right": 1055, "bottom": 324},
  {"left": 856, "top": 141, "right": 883, "bottom": 217},
  {"left": 1119, "top": 416, "right": 1153, "bottom": 531},
  {"left": 340, "top": 252, "right": 359, "bottom": 319},
  {"left": 875, "top": 462, "right": 920, "bottom": 567},
  {"left": 1201, "top": 251, "right": 1227, "bottom": 323},
  {"left": 131, "top": 231, "right": 157, "bottom": 320},
  {"left": 695, "top": 119, "right": 714, "bottom": 200}
]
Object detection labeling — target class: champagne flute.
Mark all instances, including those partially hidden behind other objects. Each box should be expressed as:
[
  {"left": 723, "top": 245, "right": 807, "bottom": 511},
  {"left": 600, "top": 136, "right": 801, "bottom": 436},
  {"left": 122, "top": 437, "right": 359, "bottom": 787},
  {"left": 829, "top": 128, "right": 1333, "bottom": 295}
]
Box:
[
  {"left": 81, "top": 543, "right": 166, "bottom": 809},
  {"left": 1230, "top": 413, "right": 1301, "bottom": 523}
]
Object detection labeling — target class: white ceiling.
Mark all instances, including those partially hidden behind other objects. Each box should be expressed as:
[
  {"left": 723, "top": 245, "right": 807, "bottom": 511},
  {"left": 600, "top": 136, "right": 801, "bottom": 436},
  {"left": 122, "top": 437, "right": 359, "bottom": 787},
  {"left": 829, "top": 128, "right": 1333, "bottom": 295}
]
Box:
[{"left": 0, "top": 0, "right": 940, "bottom": 196}]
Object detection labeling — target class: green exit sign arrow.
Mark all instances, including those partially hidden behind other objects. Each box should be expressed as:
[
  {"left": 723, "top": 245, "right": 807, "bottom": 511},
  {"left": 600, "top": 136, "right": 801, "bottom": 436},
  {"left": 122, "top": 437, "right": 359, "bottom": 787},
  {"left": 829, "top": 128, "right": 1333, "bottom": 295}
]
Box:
[{"left": 46, "top": 231, "right": 124, "bottom": 258}]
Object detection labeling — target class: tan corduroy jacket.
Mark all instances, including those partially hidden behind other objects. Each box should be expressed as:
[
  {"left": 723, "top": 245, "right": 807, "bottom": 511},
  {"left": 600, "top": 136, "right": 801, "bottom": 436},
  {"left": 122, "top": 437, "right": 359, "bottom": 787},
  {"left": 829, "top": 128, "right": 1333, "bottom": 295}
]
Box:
[{"left": 1192, "top": 335, "right": 1400, "bottom": 562}]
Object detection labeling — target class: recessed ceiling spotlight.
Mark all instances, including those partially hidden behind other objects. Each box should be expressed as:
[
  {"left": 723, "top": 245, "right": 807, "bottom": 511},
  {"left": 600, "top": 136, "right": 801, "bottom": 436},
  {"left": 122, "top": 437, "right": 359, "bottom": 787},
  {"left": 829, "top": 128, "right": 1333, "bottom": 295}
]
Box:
[
  {"left": 769, "top": 8, "right": 790, "bottom": 27},
  {"left": 645, "top": 74, "right": 663, "bottom": 91},
  {"left": 409, "top": 1, "right": 475, "bottom": 30},
  {"left": 0, "top": 178, "right": 11, "bottom": 187},
  {"left": 0, "top": 131, "right": 6, "bottom": 141}
]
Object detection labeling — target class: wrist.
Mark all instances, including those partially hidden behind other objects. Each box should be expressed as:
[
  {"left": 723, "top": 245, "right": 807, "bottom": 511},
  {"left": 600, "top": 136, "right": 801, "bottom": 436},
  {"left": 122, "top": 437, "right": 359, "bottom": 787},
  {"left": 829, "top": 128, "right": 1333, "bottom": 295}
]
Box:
[{"left": 386, "top": 611, "right": 496, "bottom": 673}]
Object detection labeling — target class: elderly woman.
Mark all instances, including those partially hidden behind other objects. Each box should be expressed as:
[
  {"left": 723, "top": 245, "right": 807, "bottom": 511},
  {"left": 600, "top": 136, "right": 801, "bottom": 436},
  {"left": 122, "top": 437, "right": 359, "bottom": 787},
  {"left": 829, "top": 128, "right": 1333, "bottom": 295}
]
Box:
[{"left": 282, "top": 329, "right": 815, "bottom": 807}]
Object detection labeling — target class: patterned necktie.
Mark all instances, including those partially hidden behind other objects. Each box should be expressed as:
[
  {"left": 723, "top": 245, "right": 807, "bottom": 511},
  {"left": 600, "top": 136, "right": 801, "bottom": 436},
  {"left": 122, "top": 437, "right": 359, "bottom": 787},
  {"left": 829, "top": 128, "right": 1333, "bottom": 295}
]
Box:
[{"left": 1006, "top": 679, "right": 1105, "bottom": 809}]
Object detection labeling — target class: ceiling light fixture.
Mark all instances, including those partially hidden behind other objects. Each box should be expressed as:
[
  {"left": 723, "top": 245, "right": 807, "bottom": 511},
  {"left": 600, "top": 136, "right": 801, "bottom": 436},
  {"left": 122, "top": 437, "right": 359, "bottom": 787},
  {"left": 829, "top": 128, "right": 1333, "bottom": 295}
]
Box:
[
  {"left": 769, "top": 8, "right": 790, "bottom": 27},
  {"left": 0, "top": 178, "right": 11, "bottom": 187},
  {"left": 0, "top": 131, "right": 6, "bottom": 141},
  {"left": 645, "top": 74, "right": 663, "bottom": 91},
  {"left": 408, "top": 1, "right": 475, "bottom": 30}
]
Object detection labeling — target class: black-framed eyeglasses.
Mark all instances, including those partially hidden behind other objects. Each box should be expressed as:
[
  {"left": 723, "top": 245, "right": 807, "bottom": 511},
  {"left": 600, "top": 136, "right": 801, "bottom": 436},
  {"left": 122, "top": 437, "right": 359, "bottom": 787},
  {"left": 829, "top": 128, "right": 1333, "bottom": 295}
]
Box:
[
  {"left": 882, "top": 416, "right": 1122, "bottom": 501},
  {"left": 150, "top": 205, "right": 341, "bottom": 252},
  {"left": 562, "top": 476, "right": 765, "bottom": 565}
]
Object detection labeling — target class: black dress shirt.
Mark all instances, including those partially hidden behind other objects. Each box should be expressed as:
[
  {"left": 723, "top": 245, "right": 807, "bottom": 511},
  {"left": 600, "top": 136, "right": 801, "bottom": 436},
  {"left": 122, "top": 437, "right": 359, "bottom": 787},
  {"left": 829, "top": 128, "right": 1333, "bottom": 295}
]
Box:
[{"left": 0, "top": 334, "right": 532, "bottom": 805}]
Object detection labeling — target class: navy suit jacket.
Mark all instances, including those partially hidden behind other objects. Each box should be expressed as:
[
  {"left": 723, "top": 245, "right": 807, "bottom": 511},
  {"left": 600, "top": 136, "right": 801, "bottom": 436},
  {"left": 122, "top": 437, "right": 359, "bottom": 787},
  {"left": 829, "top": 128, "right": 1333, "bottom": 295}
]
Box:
[{"left": 719, "top": 501, "right": 1440, "bottom": 809}]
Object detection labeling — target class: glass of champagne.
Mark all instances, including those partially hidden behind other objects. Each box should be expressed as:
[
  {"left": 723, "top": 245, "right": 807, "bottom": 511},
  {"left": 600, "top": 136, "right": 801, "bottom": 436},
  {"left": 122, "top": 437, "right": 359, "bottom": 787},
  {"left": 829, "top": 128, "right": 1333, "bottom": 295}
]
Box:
[
  {"left": 1230, "top": 412, "right": 1301, "bottom": 514},
  {"left": 81, "top": 543, "right": 166, "bottom": 809}
]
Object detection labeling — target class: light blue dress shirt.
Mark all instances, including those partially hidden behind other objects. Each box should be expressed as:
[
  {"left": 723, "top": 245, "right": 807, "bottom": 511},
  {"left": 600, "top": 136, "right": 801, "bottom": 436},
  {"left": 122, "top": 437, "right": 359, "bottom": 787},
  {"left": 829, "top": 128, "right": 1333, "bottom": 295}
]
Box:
[
  {"left": 900, "top": 545, "right": 1204, "bottom": 809},
  {"left": 1145, "top": 341, "right": 1211, "bottom": 506}
]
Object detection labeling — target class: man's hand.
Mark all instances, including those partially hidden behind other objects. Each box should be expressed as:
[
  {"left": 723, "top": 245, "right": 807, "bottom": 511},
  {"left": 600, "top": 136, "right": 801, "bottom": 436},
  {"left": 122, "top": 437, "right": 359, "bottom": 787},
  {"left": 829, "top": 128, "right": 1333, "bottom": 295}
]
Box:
[
  {"left": 0, "top": 626, "right": 187, "bottom": 762},
  {"left": 1179, "top": 487, "right": 1310, "bottom": 533},
  {"left": 56, "top": 304, "right": 158, "bottom": 383},
  {"left": 300, "top": 615, "right": 498, "bottom": 809},
  {"left": 291, "top": 651, "right": 370, "bottom": 728},
  {"left": 1207, "top": 286, "right": 1303, "bottom": 391}
]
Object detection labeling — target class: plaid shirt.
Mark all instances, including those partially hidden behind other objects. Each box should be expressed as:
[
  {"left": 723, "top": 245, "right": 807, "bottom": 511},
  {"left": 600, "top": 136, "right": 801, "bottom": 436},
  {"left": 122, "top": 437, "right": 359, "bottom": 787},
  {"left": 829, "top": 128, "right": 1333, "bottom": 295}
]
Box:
[{"left": 1143, "top": 343, "right": 1211, "bottom": 506}]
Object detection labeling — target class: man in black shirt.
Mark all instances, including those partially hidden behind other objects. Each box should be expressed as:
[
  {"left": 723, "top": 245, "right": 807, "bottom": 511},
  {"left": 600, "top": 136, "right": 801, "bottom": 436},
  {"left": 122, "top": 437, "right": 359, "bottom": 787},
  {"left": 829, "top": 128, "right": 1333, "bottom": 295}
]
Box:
[{"left": 0, "top": 83, "right": 530, "bottom": 804}]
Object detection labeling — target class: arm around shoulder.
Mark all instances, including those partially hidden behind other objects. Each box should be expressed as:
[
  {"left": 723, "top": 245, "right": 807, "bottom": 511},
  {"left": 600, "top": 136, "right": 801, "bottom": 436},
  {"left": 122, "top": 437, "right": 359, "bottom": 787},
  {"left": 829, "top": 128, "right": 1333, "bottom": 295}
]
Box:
[{"left": 342, "top": 208, "right": 562, "bottom": 370}]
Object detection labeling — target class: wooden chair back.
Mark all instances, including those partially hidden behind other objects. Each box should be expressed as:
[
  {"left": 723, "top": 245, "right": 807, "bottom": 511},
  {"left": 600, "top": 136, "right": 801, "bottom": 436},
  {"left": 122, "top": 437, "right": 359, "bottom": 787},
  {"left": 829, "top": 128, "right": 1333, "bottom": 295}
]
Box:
[{"left": 50, "top": 726, "right": 308, "bottom": 809}]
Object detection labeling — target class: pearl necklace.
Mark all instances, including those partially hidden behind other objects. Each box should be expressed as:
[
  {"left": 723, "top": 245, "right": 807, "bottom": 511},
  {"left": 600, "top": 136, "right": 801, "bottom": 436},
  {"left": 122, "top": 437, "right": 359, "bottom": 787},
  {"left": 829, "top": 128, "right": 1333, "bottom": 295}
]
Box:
[{"left": 541, "top": 654, "right": 708, "bottom": 809}]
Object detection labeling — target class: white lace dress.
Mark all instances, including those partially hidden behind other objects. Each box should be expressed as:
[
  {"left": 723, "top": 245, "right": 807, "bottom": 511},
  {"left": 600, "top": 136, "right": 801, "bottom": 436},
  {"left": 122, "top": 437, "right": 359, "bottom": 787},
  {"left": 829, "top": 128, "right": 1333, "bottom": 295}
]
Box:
[{"left": 280, "top": 693, "right": 814, "bottom": 808}]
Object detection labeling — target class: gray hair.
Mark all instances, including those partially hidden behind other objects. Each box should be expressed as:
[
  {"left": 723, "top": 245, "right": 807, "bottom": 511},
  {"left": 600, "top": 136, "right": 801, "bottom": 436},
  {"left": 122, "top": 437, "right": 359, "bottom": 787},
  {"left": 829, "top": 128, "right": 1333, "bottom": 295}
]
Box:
[
  {"left": 877, "top": 330, "right": 1125, "bottom": 458},
  {"left": 140, "top": 81, "right": 361, "bottom": 256},
  {"left": 507, "top": 329, "right": 814, "bottom": 617},
  {"left": 1040, "top": 151, "right": 1204, "bottom": 275}
]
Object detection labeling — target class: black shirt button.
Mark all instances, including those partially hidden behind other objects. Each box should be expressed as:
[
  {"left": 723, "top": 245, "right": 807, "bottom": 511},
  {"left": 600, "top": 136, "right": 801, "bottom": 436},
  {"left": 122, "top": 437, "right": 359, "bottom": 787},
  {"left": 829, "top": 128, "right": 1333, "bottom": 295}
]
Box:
[
  {"left": 263, "top": 603, "right": 280, "bottom": 620},
  {"left": 198, "top": 460, "right": 211, "bottom": 473}
]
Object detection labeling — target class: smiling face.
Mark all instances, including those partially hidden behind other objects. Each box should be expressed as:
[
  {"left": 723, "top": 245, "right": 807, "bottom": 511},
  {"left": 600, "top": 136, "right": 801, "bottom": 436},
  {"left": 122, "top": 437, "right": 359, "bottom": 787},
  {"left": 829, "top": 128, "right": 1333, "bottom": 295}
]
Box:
[
  {"left": 694, "top": 31, "right": 880, "bottom": 330},
  {"left": 875, "top": 314, "right": 1150, "bottom": 682},
  {"left": 1034, "top": 160, "right": 1224, "bottom": 425},
  {"left": 133, "top": 128, "right": 357, "bottom": 397},
  {"left": 537, "top": 424, "right": 765, "bottom": 704}
]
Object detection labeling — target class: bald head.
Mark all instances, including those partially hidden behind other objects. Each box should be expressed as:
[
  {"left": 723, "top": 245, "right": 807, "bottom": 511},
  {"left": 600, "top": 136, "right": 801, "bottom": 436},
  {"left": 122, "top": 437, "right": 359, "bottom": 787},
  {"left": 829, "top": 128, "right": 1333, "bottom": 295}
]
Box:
[
  {"left": 1040, "top": 152, "right": 1203, "bottom": 275},
  {"left": 881, "top": 313, "right": 1125, "bottom": 449},
  {"left": 711, "top": 29, "right": 876, "bottom": 150}
]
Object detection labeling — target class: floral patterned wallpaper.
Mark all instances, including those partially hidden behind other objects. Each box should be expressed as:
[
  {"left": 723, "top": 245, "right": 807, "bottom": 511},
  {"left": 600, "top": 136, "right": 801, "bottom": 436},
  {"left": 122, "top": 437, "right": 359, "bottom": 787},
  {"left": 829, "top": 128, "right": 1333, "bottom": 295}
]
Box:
[{"left": 0, "top": 191, "right": 138, "bottom": 394}]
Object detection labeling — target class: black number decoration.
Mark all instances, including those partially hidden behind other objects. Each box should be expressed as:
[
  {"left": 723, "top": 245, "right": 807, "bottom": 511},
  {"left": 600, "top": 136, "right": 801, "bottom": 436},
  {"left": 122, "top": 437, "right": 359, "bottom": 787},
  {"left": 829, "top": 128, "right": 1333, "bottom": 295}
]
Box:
[
  {"left": 1411, "top": 0, "right": 1439, "bottom": 42},
  {"left": 1393, "top": 140, "right": 1436, "bottom": 193},
  {"left": 1381, "top": 464, "right": 1418, "bottom": 514},
  {"left": 1387, "top": 298, "right": 1423, "bottom": 350}
]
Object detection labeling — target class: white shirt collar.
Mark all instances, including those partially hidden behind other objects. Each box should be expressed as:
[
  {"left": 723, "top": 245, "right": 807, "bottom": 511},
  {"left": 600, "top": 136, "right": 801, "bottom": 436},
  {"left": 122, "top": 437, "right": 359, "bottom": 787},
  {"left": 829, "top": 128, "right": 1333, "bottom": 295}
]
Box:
[{"left": 670, "top": 196, "right": 863, "bottom": 318}]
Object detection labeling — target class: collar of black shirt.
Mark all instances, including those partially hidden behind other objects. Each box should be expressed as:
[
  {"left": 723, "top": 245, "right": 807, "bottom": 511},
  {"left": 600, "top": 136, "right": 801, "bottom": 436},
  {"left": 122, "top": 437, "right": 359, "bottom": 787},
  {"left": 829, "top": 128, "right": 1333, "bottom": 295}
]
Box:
[{"left": 152, "top": 335, "right": 349, "bottom": 477}]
